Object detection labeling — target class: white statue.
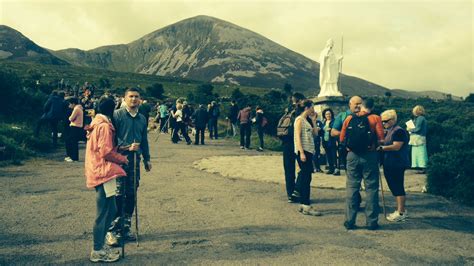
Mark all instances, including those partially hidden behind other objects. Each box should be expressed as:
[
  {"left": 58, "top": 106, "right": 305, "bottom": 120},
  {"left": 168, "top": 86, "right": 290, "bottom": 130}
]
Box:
[{"left": 318, "top": 38, "right": 343, "bottom": 97}]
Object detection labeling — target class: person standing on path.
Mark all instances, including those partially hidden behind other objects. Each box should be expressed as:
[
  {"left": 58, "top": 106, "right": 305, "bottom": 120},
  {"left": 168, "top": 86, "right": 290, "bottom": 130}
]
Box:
[
  {"left": 209, "top": 101, "right": 220, "bottom": 139},
  {"left": 64, "top": 97, "right": 83, "bottom": 162},
  {"left": 192, "top": 104, "right": 209, "bottom": 145},
  {"left": 106, "top": 88, "right": 152, "bottom": 245},
  {"left": 255, "top": 106, "right": 266, "bottom": 152},
  {"left": 35, "top": 90, "right": 65, "bottom": 145},
  {"left": 85, "top": 96, "right": 128, "bottom": 263},
  {"left": 237, "top": 104, "right": 252, "bottom": 149},
  {"left": 172, "top": 103, "right": 192, "bottom": 144},
  {"left": 227, "top": 100, "right": 239, "bottom": 137},
  {"left": 293, "top": 99, "right": 322, "bottom": 216},
  {"left": 321, "top": 108, "right": 338, "bottom": 175},
  {"left": 408, "top": 105, "right": 428, "bottom": 174}
]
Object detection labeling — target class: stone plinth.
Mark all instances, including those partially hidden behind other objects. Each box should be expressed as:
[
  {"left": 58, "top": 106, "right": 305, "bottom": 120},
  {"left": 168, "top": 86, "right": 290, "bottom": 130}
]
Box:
[{"left": 311, "top": 96, "right": 348, "bottom": 117}]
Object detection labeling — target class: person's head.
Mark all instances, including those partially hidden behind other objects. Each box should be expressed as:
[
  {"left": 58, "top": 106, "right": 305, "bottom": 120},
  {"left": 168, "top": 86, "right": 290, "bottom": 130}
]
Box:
[
  {"left": 66, "top": 97, "right": 79, "bottom": 109},
  {"left": 256, "top": 106, "right": 262, "bottom": 111},
  {"left": 322, "top": 108, "right": 334, "bottom": 121},
  {"left": 381, "top": 109, "right": 398, "bottom": 129},
  {"left": 412, "top": 105, "right": 425, "bottom": 117},
  {"left": 97, "top": 96, "right": 116, "bottom": 118},
  {"left": 291, "top": 92, "right": 305, "bottom": 105},
  {"left": 362, "top": 98, "right": 374, "bottom": 113},
  {"left": 296, "top": 99, "right": 314, "bottom": 117},
  {"left": 124, "top": 88, "right": 141, "bottom": 109},
  {"left": 211, "top": 101, "right": 217, "bottom": 106},
  {"left": 231, "top": 100, "right": 236, "bottom": 105},
  {"left": 349, "top": 96, "right": 363, "bottom": 114},
  {"left": 246, "top": 103, "right": 252, "bottom": 109},
  {"left": 176, "top": 98, "right": 183, "bottom": 105}
]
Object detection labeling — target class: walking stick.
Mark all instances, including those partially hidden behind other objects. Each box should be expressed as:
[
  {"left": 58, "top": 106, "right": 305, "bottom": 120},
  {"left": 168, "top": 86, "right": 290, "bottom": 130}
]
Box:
[
  {"left": 379, "top": 167, "right": 387, "bottom": 220},
  {"left": 121, "top": 175, "right": 126, "bottom": 258},
  {"left": 133, "top": 148, "right": 140, "bottom": 246},
  {"left": 154, "top": 115, "right": 171, "bottom": 142}
]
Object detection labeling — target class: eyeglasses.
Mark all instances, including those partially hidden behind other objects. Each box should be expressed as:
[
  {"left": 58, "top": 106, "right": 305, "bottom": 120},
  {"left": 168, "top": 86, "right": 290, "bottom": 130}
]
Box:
[{"left": 382, "top": 119, "right": 391, "bottom": 124}]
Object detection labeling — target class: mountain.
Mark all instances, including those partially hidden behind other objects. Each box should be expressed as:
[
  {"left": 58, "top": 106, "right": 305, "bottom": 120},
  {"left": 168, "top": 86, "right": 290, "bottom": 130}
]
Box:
[
  {"left": 0, "top": 25, "right": 67, "bottom": 65},
  {"left": 52, "top": 15, "right": 392, "bottom": 96},
  {"left": 392, "top": 89, "right": 463, "bottom": 101}
]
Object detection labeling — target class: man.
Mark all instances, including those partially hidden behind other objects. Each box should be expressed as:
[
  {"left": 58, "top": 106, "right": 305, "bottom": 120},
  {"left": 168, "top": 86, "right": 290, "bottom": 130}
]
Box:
[
  {"left": 281, "top": 92, "right": 305, "bottom": 202},
  {"left": 237, "top": 104, "right": 252, "bottom": 149},
  {"left": 227, "top": 100, "right": 239, "bottom": 137},
  {"left": 339, "top": 96, "right": 384, "bottom": 230},
  {"left": 191, "top": 104, "right": 209, "bottom": 145},
  {"left": 35, "top": 90, "right": 65, "bottom": 145},
  {"left": 106, "top": 88, "right": 152, "bottom": 245},
  {"left": 158, "top": 102, "right": 169, "bottom": 133},
  {"left": 331, "top": 102, "right": 352, "bottom": 175},
  {"left": 209, "top": 101, "right": 220, "bottom": 139}
]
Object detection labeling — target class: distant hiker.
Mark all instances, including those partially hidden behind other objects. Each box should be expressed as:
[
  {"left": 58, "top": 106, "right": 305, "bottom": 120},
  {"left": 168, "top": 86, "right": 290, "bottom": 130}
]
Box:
[
  {"left": 339, "top": 96, "right": 384, "bottom": 230},
  {"left": 408, "top": 105, "right": 428, "bottom": 174},
  {"left": 191, "top": 104, "right": 209, "bottom": 145},
  {"left": 277, "top": 92, "right": 305, "bottom": 203},
  {"left": 293, "top": 99, "right": 322, "bottom": 216},
  {"left": 321, "top": 108, "right": 338, "bottom": 175},
  {"left": 209, "top": 101, "right": 220, "bottom": 139},
  {"left": 158, "top": 102, "right": 169, "bottom": 133},
  {"left": 106, "top": 88, "right": 152, "bottom": 246},
  {"left": 227, "top": 100, "right": 239, "bottom": 137},
  {"left": 64, "top": 97, "right": 83, "bottom": 162},
  {"left": 35, "top": 90, "right": 65, "bottom": 145},
  {"left": 169, "top": 99, "right": 182, "bottom": 141},
  {"left": 237, "top": 104, "right": 252, "bottom": 149},
  {"left": 138, "top": 99, "right": 151, "bottom": 126},
  {"left": 85, "top": 95, "right": 128, "bottom": 263},
  {"left": 255, "top": 106, "right": 267, "bottom": 152},
  {"left": 312, "top": 111, "right": 324, "bottom": 173},
  {"left": 172, "top": 103, "right": 192, "bottom": 144},
  {"left": 378, "top": 109, "right": 410, "bottom": 222}
]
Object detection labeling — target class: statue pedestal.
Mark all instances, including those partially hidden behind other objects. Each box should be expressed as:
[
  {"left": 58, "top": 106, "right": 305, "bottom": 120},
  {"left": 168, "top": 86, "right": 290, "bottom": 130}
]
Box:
[{"left": 311, "top": 96, "right": 348, "bottom": 117}]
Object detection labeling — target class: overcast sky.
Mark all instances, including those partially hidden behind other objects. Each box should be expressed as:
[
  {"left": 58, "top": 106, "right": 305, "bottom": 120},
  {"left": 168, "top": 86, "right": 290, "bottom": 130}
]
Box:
[{"left": 1, "top": 0, "right": 472, "bottom": 96}]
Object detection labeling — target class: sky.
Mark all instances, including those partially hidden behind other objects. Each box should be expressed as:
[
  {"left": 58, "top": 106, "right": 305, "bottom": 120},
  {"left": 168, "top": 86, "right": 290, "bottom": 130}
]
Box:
[{"left": 0, "top": 0, "right": 472, "bottom": 96}]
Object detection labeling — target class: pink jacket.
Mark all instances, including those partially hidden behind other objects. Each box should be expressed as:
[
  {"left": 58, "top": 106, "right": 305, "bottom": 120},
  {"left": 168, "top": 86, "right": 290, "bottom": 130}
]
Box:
[
  {"left": 85, "top": 114, "right": 128, "bottom": 188},
  {"left": 69, "top": 104, "right": 84, "bottom": 128}
]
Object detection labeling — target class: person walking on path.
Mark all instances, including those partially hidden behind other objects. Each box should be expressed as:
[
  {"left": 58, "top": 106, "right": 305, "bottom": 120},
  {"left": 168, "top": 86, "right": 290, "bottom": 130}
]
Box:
[
  {"left": 227, "top": 100, "right": 239, "bottom": 137},
  {"left": 158, "top": 102, "right": 169, "bottom": 133},
  {"left": 85, "top": 96, "right": 128, "bottom": 263},
  {"left": 408, "top": 105, "right": 428, "bottom": 174},
  {"left": 293, "top": 99, "right": 322, "bottom": 216},
  {"left": 255, "top": 106, "right": 267, "bottom": 152},
  {"left": 237, "top": 104, "right": 252, "bottom": 149},
  {"left": 106, "top": 88, "right": 152, "bottom": 245},
  {"left": 172, "top": 103, "right": 192, "bottom": 145},
  {"left": 192, "top": 104, "right": 209, "bottom": 145},
  {"left": 339, "top": 96, "right": 384, "bottom": 230},
  {"left": 378, "top": 109, "right": 410, "bottom": 222},
  {"left": 64, "top": 97, "right": 83, "bottom": 162}
]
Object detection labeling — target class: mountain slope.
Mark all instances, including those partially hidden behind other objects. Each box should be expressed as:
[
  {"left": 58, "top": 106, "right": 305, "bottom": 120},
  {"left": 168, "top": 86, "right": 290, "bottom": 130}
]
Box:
[
  {"left": 53, "top": 15, "right": 392, "bottom": 96},
  {"left": 0, "top": 25, "right": 67, "bottom": 65}
]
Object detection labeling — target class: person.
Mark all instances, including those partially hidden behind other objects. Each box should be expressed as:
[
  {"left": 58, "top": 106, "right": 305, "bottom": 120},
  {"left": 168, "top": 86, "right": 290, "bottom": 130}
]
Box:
[
  {"left": 294, "top": 99, "right": 322, "bottom": 216},
  {"left": 158, "top": 102, "right": 169, "bottom": 133},
  {"left": 312, "top": 111, "right": 324, "bottom": 173},
  {"left": 35, "top": 90, "right": 65, "bottom": 145},
  {"left": 85, "top": 96, "right": 128, "bottom": 263},
  {"left": 339, "top": 96, "right": 384, "bottom": 230},
  {"left": 279, "top": 92, "right": 305, "bottom": 202},
  {"left": 408, "top": 105, "right": 428, "bottom": 174},
  {"left": 228, "top": 100, "right": 239, "bottom": 137},
  {"left": 106, "top": 88, "right": 152, "bottom": 245},
  {"left": 192, "top": 104, "right": 209, "bottom": 145},
  {"left": 237, "top": 104, "right": 252, "bottom": 149},
  {"left": 172, "top": 103, "right": 192, "bottom": 145},
  {"left": 321, "top": 108, "right": 338, "bottom": 175},
  {"left": 169, "top": 99, "right": 182, "bottom": 141},
  {"left": 209, "top": 101, "right": 220, "bottom": 139},
  {"left": 378, "top": 109, "right": 410, "bottom": 222},
  {"left": 331, "top": 104, "right": 352, "bottom": 176},
  {"left": 138, "top": 99, "right": 151, "bottom": 126},
  {"left": 65, "top": 97, "right": 83, "bottom": 162},
  {"left": 255, "top": 106, "right": 266, "bottom": 151},
  {"left": 318, "top": 38, "right": 343, "bottom": 97}
]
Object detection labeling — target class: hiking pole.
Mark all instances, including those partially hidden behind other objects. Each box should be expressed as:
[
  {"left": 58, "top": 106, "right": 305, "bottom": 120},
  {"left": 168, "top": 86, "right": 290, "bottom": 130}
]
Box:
[
  {"left": 133, "top": 147, "right": 140, "bottom": 247},
  {"left": 121, "top": 175, "right": 126, "bottom": 258},
  {"left": 154, "top": 115, "right": 171, "bottom": 142},
  {"left": 378, "top": 167, "right": 387, "bottom": 220}
]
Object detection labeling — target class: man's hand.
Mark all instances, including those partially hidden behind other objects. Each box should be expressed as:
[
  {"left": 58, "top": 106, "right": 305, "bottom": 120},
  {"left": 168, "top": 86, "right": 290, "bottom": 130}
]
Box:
[
  {"left": 144, "top": 161, "right": 152, "bottom": 172},
  {"left": 300, "top": 152, "right": 306, "bottom": 162},
  {"left": 129, "top": 142, "right": 140, "bottom": 152}
]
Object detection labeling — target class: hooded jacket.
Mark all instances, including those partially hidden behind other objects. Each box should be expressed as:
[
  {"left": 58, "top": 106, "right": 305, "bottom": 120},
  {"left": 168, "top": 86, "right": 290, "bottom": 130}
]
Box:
[
  {"left": 85, "top": 114, "right": 128, "bottom": 189},
  {"left": 237, "top": 107, "right": 252, "bottom": 124}
]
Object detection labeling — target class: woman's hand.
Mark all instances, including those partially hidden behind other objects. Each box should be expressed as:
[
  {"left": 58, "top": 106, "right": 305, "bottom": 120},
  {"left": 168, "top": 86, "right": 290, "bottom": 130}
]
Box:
[{"left": 300, "top": 152, "right": 306, "bottom": 162}]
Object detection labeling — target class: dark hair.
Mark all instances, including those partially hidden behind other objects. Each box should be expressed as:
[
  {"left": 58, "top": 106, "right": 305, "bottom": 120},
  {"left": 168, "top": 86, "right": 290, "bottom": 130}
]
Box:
[
  {"left": 66, "top": 97, "right": 79, "bottom": 105},
  {"left": 231, "top": 100, "right": 236, "bottom": 104},
  {"left": 363, "top": 98, "right": 374, "bottom": 110},
  {"left": 125, "top": 87, "right": 141, "bottom": 96},
  {"left": 322, "top": 108, "right": 334, "bottom": 121},
  {"left": 256, "top": 106, "right": 262, "bottom": 111},
  {"left": 296, "top": 99, "right": 313, "bottom": 115},
  {"left": 97, "top": 96, "right": 116, "bottom": 118},
  {"left": 292, "top": 92, "right": 305, "bottom": 101}
]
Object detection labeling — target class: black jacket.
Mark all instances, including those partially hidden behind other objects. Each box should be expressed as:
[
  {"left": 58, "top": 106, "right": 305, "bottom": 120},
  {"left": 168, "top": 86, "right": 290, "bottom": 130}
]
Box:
[{"left": 192, "top": 107, "right": 209, "bottom": 128}]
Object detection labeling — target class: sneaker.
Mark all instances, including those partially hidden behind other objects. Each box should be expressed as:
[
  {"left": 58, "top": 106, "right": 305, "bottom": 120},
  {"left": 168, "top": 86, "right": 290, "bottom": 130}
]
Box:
[
  {"left": 299, "top": 204, "right": 322, "bottom": 216},
  {"left": 333, "top": 170, "right": 340, "bottom": 176},
  {"left": 343, "top": 221, "right": 356, "bottom": 230},
  {"left": 257, "top": 147, "right": 263, "bottom": 152},
  {"left": 90, "top": 249, "right": 120, "bottom": 263},
  {"left": 387, "top": 210, "right": 407, "bottom": 222},
  {"left": 105, "top": 232, "right": 119, "bottom": 247},
  {"left": 326, "top": 170, "right": 334, "bottom": 175},
  {"left": 287, "top": 196, "right": 299, "bottom": 203},
  {"left": 65, "top": 157, "right": 74, "bottom": 162},
  {"left": 240, "top": 146, "right": 245, "bottom": 149},
  {"left": 103, "top": 245, "right": 120, "bottom": 255}
]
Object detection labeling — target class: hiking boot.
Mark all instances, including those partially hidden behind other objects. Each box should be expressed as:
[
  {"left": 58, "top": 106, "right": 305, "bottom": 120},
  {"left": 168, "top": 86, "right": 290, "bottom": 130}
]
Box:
[
  {"left": 65, "top": 157, "right": 74, "bottom": 162},
  {"left": 103, "top": 245, "right": 120, "bottom": 255},
  {"left": 343, "top": 221, "right": 356, "bottom": 230},
  {"left": 387, "top": 210, "right": 408, "bottom": 222},
  {"left": 90, "top": 249, "right": 120, "bottom": 263},
  {"left": 299, "top": 204, "right": 322, "bottom": 216},
  {"left": 105, "top": 232, "right": 119, "bottom": 247}
]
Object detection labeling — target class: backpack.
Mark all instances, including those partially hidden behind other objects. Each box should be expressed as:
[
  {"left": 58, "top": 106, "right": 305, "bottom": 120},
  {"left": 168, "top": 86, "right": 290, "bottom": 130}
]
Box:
[
  {"left": 276, "top": 111, "right": 294, "bottom": 138},
  {"left": 344, "top": 114, "right": 374, "bottom": 154},
  {"left": 261, "top": 116, "right": 268, "bottom": 127}
]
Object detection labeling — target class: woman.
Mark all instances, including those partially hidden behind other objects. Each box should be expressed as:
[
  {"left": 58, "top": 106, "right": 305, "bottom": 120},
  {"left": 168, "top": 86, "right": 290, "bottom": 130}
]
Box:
[
  {"left": 85, "top": 96, "right": 128, "bottom": 263},
  {"left": 65, "top": 97, "right": 83, "bottom": 162},
  {"left": 408, "top": 105, "right": 428, "bottom": 174},
  {"left": 321, "top": 108, "right": 338, "bottom": 175},
  {"left": 378, "top": 110, "right": 409, "bottom": 222},
  {"left": 312, "top": 112, "right": 324, "bottom": 173},
  {"left": 294, "top": 99, "right": 322, "bottom": 216},
  {"left": 172, "top": 103, "right": 191, "bottom": 144}
]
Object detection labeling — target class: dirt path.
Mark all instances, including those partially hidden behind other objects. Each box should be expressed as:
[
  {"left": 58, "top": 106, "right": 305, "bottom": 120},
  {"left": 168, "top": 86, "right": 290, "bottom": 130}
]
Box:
[{"left": 1, "top": 133, "right": 473, "bottom": 264}]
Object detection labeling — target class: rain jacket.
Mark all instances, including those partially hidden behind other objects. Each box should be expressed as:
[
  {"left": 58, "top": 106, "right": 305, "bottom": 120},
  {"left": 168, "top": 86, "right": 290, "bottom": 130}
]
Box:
[{"left": 85, "top": 114, "right": 127, "bottom": 188}]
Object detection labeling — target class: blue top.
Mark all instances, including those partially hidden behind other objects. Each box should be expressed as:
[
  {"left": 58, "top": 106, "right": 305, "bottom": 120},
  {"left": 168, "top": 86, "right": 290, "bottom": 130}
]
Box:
[
  {"left": 113, "top": 108, "right": 150, "bottom": 162},
  {"left": 159, "top": 104, "right": 169, "bottom": 118},
  {"left": 333, "top": 110, "right": 352, "bottom": 131},
  {"left": 410, "top": 115, "right": 427, "bottom": 136}
]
